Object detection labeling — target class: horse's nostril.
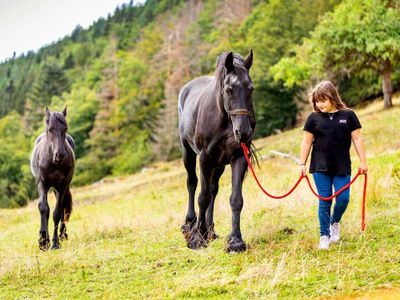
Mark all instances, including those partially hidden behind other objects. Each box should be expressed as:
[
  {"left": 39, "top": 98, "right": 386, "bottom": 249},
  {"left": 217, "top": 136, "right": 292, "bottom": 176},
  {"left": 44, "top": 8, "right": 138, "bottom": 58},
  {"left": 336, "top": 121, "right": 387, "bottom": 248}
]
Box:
[{"left": 55, "top": 152, "right": 66, "bottom": 160}]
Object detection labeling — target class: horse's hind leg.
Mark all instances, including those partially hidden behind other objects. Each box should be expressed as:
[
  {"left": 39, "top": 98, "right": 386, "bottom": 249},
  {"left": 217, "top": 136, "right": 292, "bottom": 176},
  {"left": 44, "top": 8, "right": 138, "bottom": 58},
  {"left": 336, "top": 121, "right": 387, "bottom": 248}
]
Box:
[
  {"left": 51, "top": 189, "right": 63, "bottom": 249},
  {"left": 206, "top": 166, "right": 225, "bottom": 242},
  {"left": 187, "top": 153, "right": 213, "bottom": 249},
  {"left": 59, "top": 188, "right": 72, "bottom": 241},
  {"left": 37, "top": 182, "right": 50, "bottom": 251},
  {"left": 181, "top": 142, "right": 198, "bottom": 240}
]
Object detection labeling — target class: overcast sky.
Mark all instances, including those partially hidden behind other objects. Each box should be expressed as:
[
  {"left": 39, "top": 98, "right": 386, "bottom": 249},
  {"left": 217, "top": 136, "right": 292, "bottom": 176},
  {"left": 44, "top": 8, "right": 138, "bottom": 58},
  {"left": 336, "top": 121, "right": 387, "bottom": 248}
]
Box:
[{"left": 0, "top": 0, "right": 145, "bottom": 63}]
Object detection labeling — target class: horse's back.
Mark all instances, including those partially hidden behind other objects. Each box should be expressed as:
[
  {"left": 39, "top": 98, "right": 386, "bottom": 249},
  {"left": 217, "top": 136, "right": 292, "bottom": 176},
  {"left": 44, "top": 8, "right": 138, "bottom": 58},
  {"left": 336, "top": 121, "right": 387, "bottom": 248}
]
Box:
[
  {"left": 178, "top": 76, "right": 214, "bottom": 116},
  {"left": 178, "top": 76, "right": 215, "bottom": 150},
  {"left": 33, "top": 132, "right": 46, "bottom": 146},
  {"left": 66, "top": 134, "right": 75, "bottom": 151}
]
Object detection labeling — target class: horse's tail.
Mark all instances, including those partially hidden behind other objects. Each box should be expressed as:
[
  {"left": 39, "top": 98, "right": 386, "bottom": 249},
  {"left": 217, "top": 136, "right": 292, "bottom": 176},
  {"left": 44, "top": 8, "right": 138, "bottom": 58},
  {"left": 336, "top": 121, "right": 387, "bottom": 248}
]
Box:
[{"left": 63, "top": 189, "right": 73, "bottom": 223}]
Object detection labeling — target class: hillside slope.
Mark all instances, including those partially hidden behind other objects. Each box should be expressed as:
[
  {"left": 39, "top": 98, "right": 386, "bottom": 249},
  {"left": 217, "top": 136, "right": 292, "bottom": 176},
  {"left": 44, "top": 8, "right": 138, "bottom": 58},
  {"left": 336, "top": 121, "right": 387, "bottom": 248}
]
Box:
[
  {"left": 0, "top": 95, "right": 399, "bottom": 299},
  {"left": 0, "top": 0, "right": 349, "bottom": 206}
]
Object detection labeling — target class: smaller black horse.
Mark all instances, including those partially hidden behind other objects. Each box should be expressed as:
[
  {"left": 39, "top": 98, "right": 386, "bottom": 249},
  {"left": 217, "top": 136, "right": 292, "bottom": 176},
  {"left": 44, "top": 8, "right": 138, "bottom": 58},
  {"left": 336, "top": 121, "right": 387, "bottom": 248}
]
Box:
[{"left": 30, "top": 107, "right": 75, "bottom": 250}]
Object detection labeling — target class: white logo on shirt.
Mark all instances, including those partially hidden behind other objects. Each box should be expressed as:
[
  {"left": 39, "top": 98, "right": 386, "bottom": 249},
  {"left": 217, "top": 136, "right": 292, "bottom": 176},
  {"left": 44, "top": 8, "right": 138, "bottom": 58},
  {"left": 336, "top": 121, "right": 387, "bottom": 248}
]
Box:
[{"left": 339, "top": 119, "right": 347, "bottom": 124}]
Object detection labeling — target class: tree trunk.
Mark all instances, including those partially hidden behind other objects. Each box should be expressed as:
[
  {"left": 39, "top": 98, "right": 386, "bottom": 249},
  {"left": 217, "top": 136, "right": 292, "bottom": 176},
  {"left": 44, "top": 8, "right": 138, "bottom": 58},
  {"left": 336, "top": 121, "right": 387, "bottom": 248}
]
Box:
[{"left": 382, "top": 59, "right": 393, "bottom": 109}]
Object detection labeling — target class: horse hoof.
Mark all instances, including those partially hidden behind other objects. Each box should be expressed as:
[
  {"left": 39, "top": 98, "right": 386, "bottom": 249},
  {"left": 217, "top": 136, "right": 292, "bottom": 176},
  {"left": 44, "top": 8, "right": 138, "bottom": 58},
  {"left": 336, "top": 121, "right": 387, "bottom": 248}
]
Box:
[
  {"left": 59, "top": 231, "right": 68, "bottom": 241},
  {"left": 38, "top": 238, "right": 50, "bottom": 251},
  {"left": 38, "top": 231, "right": 50, "bottom": 251},
  {"left": 51, "top": 243, "right": 61, "bottom": 250},
  {"left": 187, "top": 232, "right": 207, "bottom": 250},
  {"left": 206, "top": 223, "right": 218, "bottom": 241},
  {"left": 207, "top": 230, "right": 219, "bottom": 242},
  {"left": 181, "top": 224, "right": 192, "bottom": 240},
  {"left": 226, "top": 237, "right": 247, "bottom": 253}
]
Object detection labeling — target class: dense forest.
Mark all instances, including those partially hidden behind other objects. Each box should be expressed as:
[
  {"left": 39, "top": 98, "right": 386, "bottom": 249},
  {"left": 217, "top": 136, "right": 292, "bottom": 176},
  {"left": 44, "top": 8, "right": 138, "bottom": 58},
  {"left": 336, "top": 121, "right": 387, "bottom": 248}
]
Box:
[{"left": 0, "top": 0, "right": 399, "bottom": 207}]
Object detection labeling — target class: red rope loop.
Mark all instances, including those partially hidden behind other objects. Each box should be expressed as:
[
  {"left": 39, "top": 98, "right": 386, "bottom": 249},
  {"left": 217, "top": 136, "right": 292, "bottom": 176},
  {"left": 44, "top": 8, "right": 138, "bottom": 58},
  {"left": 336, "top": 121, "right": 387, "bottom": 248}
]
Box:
[{"left": 241, "top": 143, "right": 367, "bottom": 232}]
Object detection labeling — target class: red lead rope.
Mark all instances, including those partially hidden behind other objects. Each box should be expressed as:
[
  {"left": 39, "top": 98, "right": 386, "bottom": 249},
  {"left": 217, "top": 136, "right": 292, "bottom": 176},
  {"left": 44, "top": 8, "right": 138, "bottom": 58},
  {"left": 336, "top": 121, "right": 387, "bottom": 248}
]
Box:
[{"left": 241, "top": 143, "right": 368, "bottom": 232}]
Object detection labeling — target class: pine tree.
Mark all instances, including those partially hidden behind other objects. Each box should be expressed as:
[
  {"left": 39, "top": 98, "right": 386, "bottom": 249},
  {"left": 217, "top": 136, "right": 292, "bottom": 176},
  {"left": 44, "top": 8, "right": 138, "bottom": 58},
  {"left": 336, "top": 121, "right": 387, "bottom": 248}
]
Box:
[
  {"left": 26, "top": 60, "right": 69, "bottom": 129},
  {"left": 2, "top": 79, "right": 15, "bottom": 116}
]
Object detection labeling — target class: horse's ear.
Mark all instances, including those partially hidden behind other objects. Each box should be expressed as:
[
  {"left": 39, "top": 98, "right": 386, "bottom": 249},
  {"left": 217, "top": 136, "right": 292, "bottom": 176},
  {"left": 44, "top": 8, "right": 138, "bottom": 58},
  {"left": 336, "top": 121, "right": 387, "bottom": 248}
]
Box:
[
  {"left": 45, "top": 107, "right": 50, "bottom": 123},
  {"left": 244, "top": 49, "right": 253, "bottom": 70},
  {"left": 62, "top": 106, "right": 67, "bottom": 117},
  {"left": 224, "top": 52, "right": 234, "bottom": 72}
]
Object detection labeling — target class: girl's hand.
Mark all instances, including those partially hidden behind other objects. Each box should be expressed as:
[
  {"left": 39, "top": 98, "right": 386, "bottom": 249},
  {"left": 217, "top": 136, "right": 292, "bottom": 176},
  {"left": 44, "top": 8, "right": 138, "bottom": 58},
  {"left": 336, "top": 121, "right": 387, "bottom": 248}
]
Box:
[
  {"left": 359, "top": 162, "right": 368, "bottom": 174},
  {"left": 300, "top": 164, "right": 307, "bottom": 176}
]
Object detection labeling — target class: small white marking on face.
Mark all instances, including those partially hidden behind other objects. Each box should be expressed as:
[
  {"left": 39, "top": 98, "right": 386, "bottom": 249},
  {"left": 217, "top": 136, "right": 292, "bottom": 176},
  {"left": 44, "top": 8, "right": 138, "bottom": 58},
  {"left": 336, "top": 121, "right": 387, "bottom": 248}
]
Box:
[{"left": 229, "top": 75, "right": 240, "bottom": 86}]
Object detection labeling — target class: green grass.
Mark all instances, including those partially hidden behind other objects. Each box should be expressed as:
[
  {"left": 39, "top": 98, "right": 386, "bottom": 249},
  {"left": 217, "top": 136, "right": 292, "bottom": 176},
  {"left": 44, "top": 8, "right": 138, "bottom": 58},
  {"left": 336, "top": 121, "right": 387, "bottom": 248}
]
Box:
[{"left": 1, "top": 95, "right": 400, "bottom": 299}]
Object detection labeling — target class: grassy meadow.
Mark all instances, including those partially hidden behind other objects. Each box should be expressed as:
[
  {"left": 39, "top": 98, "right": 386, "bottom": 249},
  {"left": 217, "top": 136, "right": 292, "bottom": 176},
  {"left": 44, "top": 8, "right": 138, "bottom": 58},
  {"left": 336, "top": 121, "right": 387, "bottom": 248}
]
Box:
[{"left": 0, "top": 95, "right": 399, "bottom": 299}]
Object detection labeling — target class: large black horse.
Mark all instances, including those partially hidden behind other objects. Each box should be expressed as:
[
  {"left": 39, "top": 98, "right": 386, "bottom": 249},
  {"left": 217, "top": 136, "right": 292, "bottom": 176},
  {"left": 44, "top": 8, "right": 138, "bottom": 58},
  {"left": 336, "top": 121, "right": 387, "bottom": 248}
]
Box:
[
  {"left": 178, "top": 51, "right": 255, "bottom": 252},
  {"left": 30, "top": 107, "right": 75, "bottom": 250}
]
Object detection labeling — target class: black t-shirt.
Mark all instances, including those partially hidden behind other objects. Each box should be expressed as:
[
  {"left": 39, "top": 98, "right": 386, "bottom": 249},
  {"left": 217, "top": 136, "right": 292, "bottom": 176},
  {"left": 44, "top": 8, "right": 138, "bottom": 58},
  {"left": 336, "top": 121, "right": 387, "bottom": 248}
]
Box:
[{"left": 303, "top": 109, "right": 361, "bottom": 175}]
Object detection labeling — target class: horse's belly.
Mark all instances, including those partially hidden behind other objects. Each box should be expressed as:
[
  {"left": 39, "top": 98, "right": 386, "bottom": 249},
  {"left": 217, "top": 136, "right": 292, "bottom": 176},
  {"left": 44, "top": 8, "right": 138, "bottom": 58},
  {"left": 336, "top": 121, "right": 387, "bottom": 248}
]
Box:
[{"left": 180, "top": 115, "right": 201, "bottom": 154}]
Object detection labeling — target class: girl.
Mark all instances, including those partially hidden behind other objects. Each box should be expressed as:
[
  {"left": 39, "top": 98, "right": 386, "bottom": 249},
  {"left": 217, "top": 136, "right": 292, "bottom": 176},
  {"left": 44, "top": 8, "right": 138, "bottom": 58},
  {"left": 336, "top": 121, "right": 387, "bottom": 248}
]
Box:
[{"left": 300, "top": 81, "right": 368, "bottom": 250}]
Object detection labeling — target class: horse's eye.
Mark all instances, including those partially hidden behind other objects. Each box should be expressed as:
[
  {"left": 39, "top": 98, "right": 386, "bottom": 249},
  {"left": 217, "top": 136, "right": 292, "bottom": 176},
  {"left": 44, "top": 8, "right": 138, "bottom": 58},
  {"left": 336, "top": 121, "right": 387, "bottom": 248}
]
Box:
[{"left": 225, "top": 87, "right": 233, "bottom": 94}]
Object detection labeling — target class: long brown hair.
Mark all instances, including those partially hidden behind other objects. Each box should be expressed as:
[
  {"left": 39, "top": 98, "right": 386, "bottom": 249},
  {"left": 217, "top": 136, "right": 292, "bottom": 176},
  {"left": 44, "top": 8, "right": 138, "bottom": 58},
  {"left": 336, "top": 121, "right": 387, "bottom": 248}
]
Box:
[{"left": 309, "top": 80, "right": 347, "bottom": 112}]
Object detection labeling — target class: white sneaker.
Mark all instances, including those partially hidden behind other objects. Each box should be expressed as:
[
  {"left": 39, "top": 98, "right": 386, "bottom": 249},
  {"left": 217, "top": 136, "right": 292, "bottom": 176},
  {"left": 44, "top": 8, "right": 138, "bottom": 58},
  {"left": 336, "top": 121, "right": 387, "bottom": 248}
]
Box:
[
  {"left": 318, "top": 235, "right": 330, "bottom": 250},
  {"left": 330, "top": 223, "right": 340, "bottom": 243}
]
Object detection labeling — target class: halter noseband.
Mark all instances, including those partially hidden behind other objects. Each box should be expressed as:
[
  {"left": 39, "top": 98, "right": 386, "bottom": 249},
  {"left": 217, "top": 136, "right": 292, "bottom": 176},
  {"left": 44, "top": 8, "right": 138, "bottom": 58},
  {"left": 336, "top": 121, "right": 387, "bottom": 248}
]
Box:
[{"left": 228, "top": 109, "right": 252, "bottom": 117}]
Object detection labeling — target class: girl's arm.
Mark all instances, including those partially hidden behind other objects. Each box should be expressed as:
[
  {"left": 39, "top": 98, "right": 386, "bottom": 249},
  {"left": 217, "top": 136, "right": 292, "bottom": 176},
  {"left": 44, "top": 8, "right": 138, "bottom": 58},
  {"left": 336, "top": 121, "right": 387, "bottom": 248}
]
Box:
[
  {"left": 300, "top": 131, "right": 314, "bottom": 175},
  {"left": 351, "top": 128, "right": 368, "bottom": 173}
]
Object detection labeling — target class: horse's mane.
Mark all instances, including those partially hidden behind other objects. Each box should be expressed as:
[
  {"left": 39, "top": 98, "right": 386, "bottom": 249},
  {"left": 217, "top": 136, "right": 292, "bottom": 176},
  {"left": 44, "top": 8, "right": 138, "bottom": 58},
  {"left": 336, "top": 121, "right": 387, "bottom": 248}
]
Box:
[{"left": 215, "top": 52, "right": 249, "bottom": 116}]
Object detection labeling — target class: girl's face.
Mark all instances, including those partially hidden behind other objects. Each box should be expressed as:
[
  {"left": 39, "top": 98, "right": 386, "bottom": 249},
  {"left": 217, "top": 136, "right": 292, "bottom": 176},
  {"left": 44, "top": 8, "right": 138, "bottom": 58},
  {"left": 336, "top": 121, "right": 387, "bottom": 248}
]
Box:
[{"left": 315, "top": 98, "right": 336, "bottom": 113}]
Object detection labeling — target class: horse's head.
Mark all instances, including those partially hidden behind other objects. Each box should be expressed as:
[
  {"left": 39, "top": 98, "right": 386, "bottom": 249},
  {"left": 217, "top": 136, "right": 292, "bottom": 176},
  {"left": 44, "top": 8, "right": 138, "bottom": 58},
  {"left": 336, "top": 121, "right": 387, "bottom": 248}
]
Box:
[
  {"left": 45, "top": 106, "right": 69, "bottom": 164},
  {"left": 217, "top": 50, "right": 255, "bottom": 143}
]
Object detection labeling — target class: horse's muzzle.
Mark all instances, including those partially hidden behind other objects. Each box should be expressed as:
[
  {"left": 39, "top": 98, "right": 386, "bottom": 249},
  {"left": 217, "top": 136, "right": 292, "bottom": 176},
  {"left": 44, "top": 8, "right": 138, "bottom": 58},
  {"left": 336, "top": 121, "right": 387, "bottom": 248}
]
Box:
[
  {"left": 54, "top": 152, "right": 66, "bottom": 164},
  {"left": 234, "top": 128, "right": 253, "bottom": 143}
]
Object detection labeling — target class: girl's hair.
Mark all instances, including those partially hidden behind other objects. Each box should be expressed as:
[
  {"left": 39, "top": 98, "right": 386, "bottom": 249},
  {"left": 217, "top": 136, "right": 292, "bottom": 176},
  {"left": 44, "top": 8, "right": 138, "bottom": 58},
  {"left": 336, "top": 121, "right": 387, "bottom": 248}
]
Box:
[{"left": 308, "top": 80, "right": 347, "bottom": 112}]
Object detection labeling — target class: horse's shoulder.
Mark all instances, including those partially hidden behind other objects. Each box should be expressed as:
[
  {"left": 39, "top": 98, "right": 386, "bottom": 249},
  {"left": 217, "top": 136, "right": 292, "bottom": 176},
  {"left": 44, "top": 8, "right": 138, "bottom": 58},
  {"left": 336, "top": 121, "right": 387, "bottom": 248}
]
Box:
[
  {"left": 192, "top": 75, "right": 214, "bottom": 85},
  {"left": 184, "top": 76, "right": 213, "bottom": 89},
  {"left": 179, "top": 77, "right": 209, "bottom": 113}
]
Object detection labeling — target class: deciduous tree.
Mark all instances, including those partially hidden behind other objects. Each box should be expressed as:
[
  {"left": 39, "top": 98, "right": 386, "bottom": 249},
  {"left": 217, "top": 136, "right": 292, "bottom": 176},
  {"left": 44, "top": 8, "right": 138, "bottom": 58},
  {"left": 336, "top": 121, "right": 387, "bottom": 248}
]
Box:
[{"left": 272, "top": 0, "right": 400, "bottom": 109}]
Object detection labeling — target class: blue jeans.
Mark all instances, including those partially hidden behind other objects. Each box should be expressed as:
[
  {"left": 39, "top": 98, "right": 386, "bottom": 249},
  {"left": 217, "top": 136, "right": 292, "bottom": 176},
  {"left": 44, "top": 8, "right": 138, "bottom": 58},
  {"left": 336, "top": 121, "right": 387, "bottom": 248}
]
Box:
[{"left": 312, "top": 172, "right": 351, "bottom": 236}]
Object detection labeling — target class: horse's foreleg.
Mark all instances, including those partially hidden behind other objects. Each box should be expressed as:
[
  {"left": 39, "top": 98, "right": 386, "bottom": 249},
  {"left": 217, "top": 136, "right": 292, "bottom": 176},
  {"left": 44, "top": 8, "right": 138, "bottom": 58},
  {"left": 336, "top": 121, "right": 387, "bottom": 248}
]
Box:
[
  {"left": 227, "top": 156, "right": 248, "bottom": 253},
  {"left": 181, "top": 144, "right": 198, "bottom": 239},
  {"left": 51, "top": 188, "right": 65, "bottom": 250},
  {"left": 38, "top": 182, "right": 50, "bottom": 251},
  {"left": 187, "top": 155, "right": 213, "bottom": 250},
  {"left": 206, "top": 166, "right": 225, "bottom": 241}
]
